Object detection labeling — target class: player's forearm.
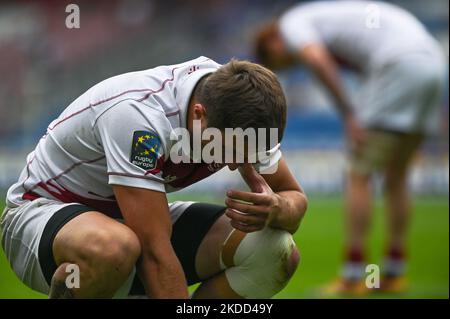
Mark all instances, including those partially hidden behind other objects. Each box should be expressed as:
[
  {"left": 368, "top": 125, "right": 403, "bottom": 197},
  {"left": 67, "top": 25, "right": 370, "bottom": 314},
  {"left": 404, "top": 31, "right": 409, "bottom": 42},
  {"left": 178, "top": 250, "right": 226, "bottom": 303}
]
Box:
[
  {"left": 312, "top": 63, "right": 354, "bottom": 118},
  {"left": 269, "top": 190, "right": 308, "bottom": 234},
  {"left": 138, "top": 243, "right": 189, "bottom": 298}
]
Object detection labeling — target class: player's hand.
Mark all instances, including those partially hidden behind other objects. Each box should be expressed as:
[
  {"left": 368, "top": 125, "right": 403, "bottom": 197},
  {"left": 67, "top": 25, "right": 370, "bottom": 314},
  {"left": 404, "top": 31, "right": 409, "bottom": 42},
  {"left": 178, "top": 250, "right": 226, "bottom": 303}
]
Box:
[
  {"left": 345, "top": 115, "right": 367, "bottom": 150},
  {"left": 225, "top": 164, "right": 281, "bottom": 233}
]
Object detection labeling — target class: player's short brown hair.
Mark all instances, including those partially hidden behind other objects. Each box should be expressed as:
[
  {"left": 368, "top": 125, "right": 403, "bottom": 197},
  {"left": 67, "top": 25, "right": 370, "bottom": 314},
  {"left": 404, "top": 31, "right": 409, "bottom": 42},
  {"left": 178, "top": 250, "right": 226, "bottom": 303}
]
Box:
[{"left": 195, "top": 59, "right": 287, "bottom": 144}]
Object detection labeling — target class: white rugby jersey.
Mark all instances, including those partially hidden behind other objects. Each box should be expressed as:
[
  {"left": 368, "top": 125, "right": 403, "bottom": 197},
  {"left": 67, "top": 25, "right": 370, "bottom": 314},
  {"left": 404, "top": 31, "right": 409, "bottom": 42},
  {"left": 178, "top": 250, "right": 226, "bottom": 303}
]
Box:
[
  {"left": 279, "top": 1, "right": 440, "bottom": 72},
  {"left": 7, "top": 56, "right": 282, "bottom": 218}
]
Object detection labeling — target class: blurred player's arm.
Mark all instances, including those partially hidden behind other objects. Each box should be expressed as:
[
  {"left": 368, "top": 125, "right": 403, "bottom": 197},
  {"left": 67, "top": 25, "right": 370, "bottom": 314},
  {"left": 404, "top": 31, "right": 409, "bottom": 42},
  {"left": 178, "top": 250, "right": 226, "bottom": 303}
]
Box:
[
  {"left": 226, "top": 158, "right": 307, "bottom": 234},
  {"left": 298, "top": 44, "right": 366, "bottom": 145},
  {"left": 299, "top": 44, "right": 353, "bottom": 116},
  {"left": 113, "top": 185, "right": 188, "bottom": 298}
]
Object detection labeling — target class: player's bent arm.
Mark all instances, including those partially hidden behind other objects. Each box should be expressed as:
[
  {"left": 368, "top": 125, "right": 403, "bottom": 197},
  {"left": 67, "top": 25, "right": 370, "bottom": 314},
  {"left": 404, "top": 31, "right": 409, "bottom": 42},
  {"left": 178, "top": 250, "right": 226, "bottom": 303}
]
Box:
[
  {"left": 298, "top": 43, "right": 354, "bottom": 118},
  {"left": 299, "top": 44, "right": 367, "bottom": 145},
  {"left": 113, "top": 185, "right": 189, "bottom": 298},
  {"left": 263, "top": 158, "right": 308, "bottom": 234}
]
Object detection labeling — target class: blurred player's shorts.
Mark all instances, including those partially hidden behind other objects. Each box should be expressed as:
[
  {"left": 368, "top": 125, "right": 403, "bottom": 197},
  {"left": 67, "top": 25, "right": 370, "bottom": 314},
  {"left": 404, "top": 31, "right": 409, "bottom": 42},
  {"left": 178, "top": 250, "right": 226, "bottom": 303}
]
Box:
[
  {"left": 348, "top": 130, "right": 413, "bottom": 175},
  {"left": 356, "top": 49, "right": 446, "bottom": 136}
]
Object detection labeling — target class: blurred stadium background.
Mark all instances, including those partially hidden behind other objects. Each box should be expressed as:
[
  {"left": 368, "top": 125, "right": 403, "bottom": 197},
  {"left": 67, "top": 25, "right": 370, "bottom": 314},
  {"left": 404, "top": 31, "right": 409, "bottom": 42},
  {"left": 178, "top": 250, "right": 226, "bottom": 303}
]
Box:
[{"left": 0, "top": 0, "right": 448, "bottom": 298}]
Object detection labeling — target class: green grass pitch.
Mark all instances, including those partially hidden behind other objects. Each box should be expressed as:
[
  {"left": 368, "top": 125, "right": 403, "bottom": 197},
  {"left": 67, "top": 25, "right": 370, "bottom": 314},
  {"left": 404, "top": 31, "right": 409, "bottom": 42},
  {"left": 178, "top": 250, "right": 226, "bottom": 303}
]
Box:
[{"left": 0, "top": 195, "right": 448, "bottom": 298}]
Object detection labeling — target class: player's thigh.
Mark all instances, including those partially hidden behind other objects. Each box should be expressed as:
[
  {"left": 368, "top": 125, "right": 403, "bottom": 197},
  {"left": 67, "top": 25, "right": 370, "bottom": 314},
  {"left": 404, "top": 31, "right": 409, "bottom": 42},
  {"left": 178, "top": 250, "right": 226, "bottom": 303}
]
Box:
[
  {"left": 52, "top": 209, "right": 140, "bottom": 266},
  {"left": 349, "top": 130, "right": 401, "bottom": 176},
  {"left": 0, "top": 199, "right": 98, "bottom": 293}
]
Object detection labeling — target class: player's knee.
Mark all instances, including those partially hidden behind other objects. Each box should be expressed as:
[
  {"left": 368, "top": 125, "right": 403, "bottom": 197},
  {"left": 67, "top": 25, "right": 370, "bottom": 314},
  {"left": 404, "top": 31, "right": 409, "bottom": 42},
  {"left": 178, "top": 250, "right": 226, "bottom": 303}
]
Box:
[
  {"left": 273, "top": 230, "right": 300, "bottom": 281},
  {"left": 81, "top": 227, "right": 141, "bottom": 277},
  {"left": 261, "top": 229, "right": 300, "bottom": 280},
  {"left": 222, "top": 227, "right": 299, "bottom": 298},
  {"left": 286, "top": 244, "right": 300, "bottom": 278}
]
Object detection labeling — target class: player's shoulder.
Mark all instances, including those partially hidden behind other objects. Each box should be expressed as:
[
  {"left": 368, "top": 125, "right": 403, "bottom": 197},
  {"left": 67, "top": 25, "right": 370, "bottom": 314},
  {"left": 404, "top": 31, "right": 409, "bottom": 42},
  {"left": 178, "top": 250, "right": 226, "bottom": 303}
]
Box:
[
  {"left": 89, "top": 56, "right": 220, "bottom": 93},
  {"left": 172, "top": 56, "right": 221, "bottom": 84},
  {"left": 172, "top": 56, "right": 221, "bottom": 69},
  {"left": 144, "top": 56, "right": 220, "bottom": 76},
  {"left": 166, "top": 56, "right": 222, "bottom": 83}
]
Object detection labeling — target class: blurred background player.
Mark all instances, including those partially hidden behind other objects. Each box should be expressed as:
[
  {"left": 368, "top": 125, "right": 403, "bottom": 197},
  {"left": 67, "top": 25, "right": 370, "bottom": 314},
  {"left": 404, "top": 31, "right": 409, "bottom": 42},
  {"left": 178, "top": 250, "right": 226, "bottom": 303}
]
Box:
[
  {"left": 0, "top": 0, "right": 448, "bottom": 299},
  {"left": 255, "top": 0, "right": 446, "bottom": 294}
]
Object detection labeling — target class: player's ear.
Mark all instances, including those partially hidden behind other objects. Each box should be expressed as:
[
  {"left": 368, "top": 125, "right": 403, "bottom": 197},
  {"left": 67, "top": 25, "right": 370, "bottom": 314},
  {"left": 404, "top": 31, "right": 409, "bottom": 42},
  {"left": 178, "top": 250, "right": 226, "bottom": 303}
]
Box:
[{"left": 192, "top": 103, "right": 207, "bottom": 124}]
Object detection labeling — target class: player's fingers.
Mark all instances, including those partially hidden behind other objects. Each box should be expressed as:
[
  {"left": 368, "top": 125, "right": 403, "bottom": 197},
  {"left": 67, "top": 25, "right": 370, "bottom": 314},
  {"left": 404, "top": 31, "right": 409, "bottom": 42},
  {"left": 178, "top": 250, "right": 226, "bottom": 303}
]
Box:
[
  {"left": 226, "top": 190, "right": 271, "bottom": 205},
  {"left": 225, "top": 198, "right": 269, "bottom": 215},
  {"left": 225, "top": 208, "right": 267, "bottom": 225}
]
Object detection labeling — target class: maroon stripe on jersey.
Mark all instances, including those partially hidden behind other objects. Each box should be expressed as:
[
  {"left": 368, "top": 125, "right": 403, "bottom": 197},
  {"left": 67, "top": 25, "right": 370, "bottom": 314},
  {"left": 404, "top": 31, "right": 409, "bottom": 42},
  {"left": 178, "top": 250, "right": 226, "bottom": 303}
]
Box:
[
  {"left": 48, "top": 105, "right": 92, "bottom": 131},
  {"left": 22, "top": 190, "right": 40, "bottom": 201},
  {"left": 23, "top": 183, "right": 122, "bottom": 219},
  {"left": 23, "top": 155, "right": 106, "bottom": 195},
  {"left": 165, "top": 110, "right": 180, "bottom": 117},
  {"left": 136, "top": 67, "right": 180, "bottom": 103}
]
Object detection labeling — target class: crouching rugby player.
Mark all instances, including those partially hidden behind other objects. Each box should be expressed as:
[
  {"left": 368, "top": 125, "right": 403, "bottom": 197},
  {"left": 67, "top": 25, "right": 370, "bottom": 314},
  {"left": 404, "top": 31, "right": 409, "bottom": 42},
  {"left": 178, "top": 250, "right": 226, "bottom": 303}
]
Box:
[{"left": 1, "top": 57, "right": 307, "bottom": 298}]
